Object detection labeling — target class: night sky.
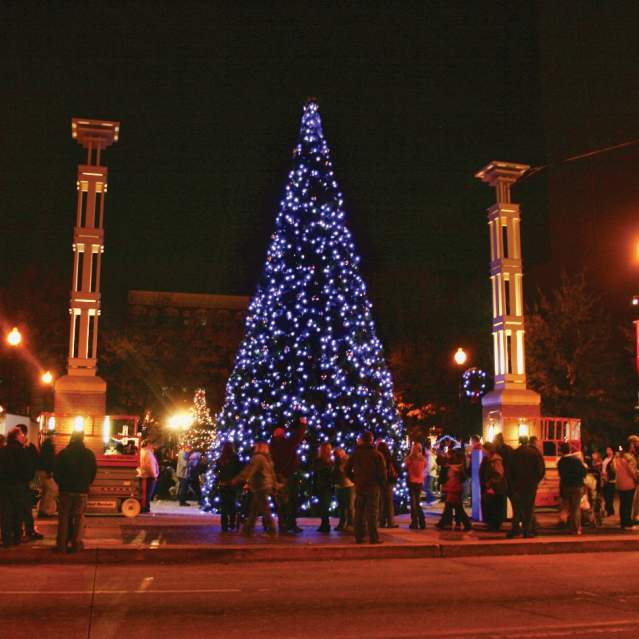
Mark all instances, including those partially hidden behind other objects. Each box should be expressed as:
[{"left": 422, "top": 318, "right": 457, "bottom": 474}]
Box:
[{"left": 3, "top": 3, "right": 639, "bottom": 338}]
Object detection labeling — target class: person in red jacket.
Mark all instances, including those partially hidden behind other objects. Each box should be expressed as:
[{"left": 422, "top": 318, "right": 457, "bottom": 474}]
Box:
[{"left": 270, "top": 416, "right": 307, "bottom": 534}]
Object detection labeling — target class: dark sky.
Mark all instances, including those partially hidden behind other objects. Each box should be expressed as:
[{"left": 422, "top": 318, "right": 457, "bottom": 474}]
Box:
[{"left": 2, "top": 3, "right": 639, "bottom": 331}]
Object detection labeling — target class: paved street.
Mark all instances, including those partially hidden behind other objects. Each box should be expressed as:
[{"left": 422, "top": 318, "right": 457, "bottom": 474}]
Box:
[{"left": 2, "top": 552, "right": 639, "bottom": 639}]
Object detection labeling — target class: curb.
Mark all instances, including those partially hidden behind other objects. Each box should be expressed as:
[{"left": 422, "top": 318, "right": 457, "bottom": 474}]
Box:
[{"left": 2, "top": 536, "right": 638, "bottom": 564}]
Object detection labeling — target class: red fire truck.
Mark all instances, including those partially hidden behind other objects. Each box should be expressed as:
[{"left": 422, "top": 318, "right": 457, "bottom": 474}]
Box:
[{"left": 39, "top": 412, "right": 143, "bottom": 517}]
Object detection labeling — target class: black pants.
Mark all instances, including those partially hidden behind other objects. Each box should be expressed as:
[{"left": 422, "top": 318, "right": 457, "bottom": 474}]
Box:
[
  {"left": 439, "top": 501, "right": 471, "bottom": 529},
  {"left": 603, "top": 483, "right": 615, "bottom": 516},
  {"left": 484, "top": 493, "right": 506, "bottom": 531},
  {"left": 511, "top": 488, "right": 537, "bottom": 535},
  {"left": 0, "top": 483, "right": 23, "bottom": 545},
  {"left": 317, "top": 487, "right": 331, "bottom": 530},
  {"left": 57, "top": 492, "right": 88, "bottom": 550},
  {"left": 276, "top": 476, "right": 300, "bottom": 531},
  {"left": 619, "top": 489, "right": 635, "bottom": 528},
  {"left": 219, "top": 486, "right": 237, "bottom": 530},
  {"left": 379, "top": 483, "right": 396, "bottom": 526},
  {"left": 336, "top": 486, "right": 354, "bottom": 528},
  {"left": 21, "top": 482, "right": 35, "bottom": 535},
  {"left": 354, "top": 487, "right": 380, "bottom": 543},
  {"left": 408, "top": 483, "right": 425, "bottom": 528}
]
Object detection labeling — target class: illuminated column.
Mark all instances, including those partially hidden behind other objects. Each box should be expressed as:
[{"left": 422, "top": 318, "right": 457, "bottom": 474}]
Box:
[
  {"left": 55, "top": 119, "right": 120, "bottom": 416},
  {"left": 475, "top": 161, "right": 540, "bottom": 446}
]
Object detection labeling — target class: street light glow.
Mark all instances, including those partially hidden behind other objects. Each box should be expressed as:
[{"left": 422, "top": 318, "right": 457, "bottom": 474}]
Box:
[
  {"left": 454, "top": 347, "right": 467, "bottom": 366},
  {"left": 41, "top": 370, "right": 54, "bottom": 385},
  {"left": 7, "top": 327, "right": 22, "bottom": 346},
  {"left": 168, "top": 412, "right": 193, "bottom": 431}
]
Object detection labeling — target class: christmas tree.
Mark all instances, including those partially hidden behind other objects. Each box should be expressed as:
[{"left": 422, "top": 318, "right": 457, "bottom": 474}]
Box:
[
  {"left": 206, "top": 101, "right": 404, "bottom": 511},
  {"left": 181, "top": 388, "right": 216, "bottom": 451}
]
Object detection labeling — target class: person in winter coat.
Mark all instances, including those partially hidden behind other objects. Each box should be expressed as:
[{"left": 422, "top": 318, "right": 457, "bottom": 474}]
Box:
[
  {"left": 270, "top": 416, "right": 307, "bottom": 534},
  {"left": 507, "top": 436, "right": 545, "bottom": 539},
  {"left": 493, "top": 432, "right": 514, "bottom": 518},
  {"left": 405, "top": 442, "right": 426, "bottom": 529},
  {"left": 332, "top": 447, "right": 354, "bottom": 531},
  {"left": 377, "top": 440, "right": 399, "bottom": 528},
  {"left": 215, "top": 442, "right": 242, "bottom": 531},
  {"left": 54, "top": 431, "right": 97, "bottom": 553},
  {"left": 423, "top": 439, "right": 436, "bottom": 504},
  {"left": 0, "top": 427, "right": 33, "bottom": 547},
  {"left": 228, "top": 441, "right": 279, "bottom": 536},
  {"left": 187, "top": 451, "right": 204, "bottom": 505},
  {"left": 176, "top": 445, "right": 192, "bottom": 506},
  {"left": 479, "top": 442, "right": 506, "bottom": 532},
  {"left": 601, "top": 446, "right": 616, "bottom": 517},
  {"left": 313, "top": 442, "right": 334, "bottom": 533},
  {"left": 614, "top": 441, "right": 638, "bottom": 529},
  {"left": 16, "top": 423, "right": 41, "bottom": 540},
  {"left": 436, "top": 449, "right": 472, "bottom": 531},
  {"left": 36, "top": 436, "right": 58, "bottom": 517},
  {"left": 557, "top": 443, "right": 587, "bottom": 535},
  {"left": 139, "top": 440, "right": 159, "bottom": 513},
  {"left": 346, "top": 432, "right": 387, "bottom": 544}
]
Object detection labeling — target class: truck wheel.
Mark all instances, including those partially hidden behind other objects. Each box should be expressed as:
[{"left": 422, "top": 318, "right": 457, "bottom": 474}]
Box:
[{"left": 121, "top": 498, "right": 141, "bottom": 518}]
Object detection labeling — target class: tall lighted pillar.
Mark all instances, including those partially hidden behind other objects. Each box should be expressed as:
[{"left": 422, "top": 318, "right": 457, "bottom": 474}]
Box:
[
  {"left": 54, "top": 119, "right": 120, "bottom": 416},
  {"left": 475, "top": 161, "right": 540, "bottom": 446}
]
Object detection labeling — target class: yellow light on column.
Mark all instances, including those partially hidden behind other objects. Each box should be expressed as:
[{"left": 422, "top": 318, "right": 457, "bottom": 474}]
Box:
[
  {"left": 73, "top": 416, "right": 85, "bottom": 432},
  {"left": 487, "top": 424, "right": 495, "bottom": 442},
  {"left": 102, "top": 416, "right": 111, "bottom": 444},
  {"left": 7, "top": 327, "right": 22, "bottom": 346},
  {"left": 518, "top": 421, "right": 529, "bottom": 438},
  {"left": 47, "top": 416, "right": 56, "bottom": 431},
  {"left": 454, "top": 347, "right": 467, "bottom": 366},
  {"left": 41, "top": 371, "right": 54, "bottom": 385}
]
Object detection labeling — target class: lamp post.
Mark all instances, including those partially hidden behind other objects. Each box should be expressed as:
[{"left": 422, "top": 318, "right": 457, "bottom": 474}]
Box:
[
  {"left": 5, "top": 326, "right": 23, "bottom": 413},
  {"left": 452, "top": 347, "right": 469, "bottom": 436},
  {"left": 40, "top": 370, "right": 55, "bottom": 412},
  {"left": 631, "top": 296, "right": 639, "bottom": 409}
]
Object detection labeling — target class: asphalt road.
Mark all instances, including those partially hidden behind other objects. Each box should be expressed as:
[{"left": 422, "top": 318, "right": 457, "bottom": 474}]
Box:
[{"left": 2, "top": 552, "right": 639, "bottom": 639}]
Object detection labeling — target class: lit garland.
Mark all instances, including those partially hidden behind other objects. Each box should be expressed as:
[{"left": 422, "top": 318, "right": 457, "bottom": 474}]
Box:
[
  {"left": 462, "top": 367, "right": 488, "bottom": 401},
  {"left": 181, "top": 388, "right": 217, "bottom": 451},
  {"left": 204, "top": 101, "right": 405, "bottom": 512}
]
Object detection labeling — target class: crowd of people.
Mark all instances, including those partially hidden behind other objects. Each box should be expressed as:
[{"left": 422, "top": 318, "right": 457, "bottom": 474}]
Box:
[
  {"left": 3, "top": 418, "right": 639, "bottom": 550},
  {"left": 0, "top": 424, "right": 97, "bottom": 552}
]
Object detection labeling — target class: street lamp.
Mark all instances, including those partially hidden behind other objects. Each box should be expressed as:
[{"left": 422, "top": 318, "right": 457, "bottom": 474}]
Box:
[
  {"left": 168, "top": 412, "right": 193, "bottom": 431},
  {"left": 5, "top": 327, "right": 23, "bottom": 413},
  {"left": 6, "top": 327, "right": 22, "bottom": 347},
  {"left": 454, "top": 347, "right": 467, "bottom": 366},
  {"left": 41, "top": 370, "right": 54, "bottom": 385}
]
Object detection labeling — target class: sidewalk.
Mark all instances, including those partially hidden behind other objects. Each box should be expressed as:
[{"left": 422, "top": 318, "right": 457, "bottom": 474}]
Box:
[{"left": 2, "top": 500, "right": 638, "bottom": 564}]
